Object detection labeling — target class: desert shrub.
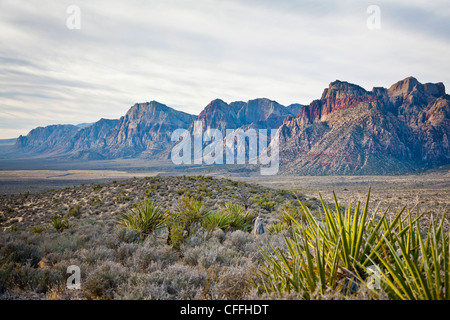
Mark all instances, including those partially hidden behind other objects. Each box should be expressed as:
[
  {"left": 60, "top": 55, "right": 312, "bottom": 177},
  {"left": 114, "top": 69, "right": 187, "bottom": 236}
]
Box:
[
  {"left": 114, "top": 274, "right": 171, "bottom": 299},
  {"left": 212, "top": 228, "right": 226, "bottom": 243},
  {"left": 0, "top": 262, "right": 63, "bottom": 294},
  {"left": 115, "top": 242, "right": 139, "bottom": 265},
  {"left": 205, "top": 265, "right": 255, "bottom": 299},
  {"left": 50, "top": 214, "right": 71, "bottom": 231},
  {"left": 115, "top": 226, "right": 140, "bottom": 243},
  {"left": 204, "top": 245, "right": 239, "bottom": 269},
  {"left": 267, "top": 222, "right": 289, "bottom": 235},
  {"left": 129, "top": 239, "right": 177, "bottom": 272},
  {"left": 31, "top": 225, "right": 50, "bottom": 234},
  {"left": 39, "top": 227, "right": 97, "bottom": 254},
  {"left": 78, "top": 246, "right": 116, "bottom": 265},
  {"left": 89, "top": 198, "right": 104, "bottom": 206},
  {"left": 229, "top": 180, "right": 238, "bottom": 187},
  {"left": 183, "top": 241, "right": 239, "bottom": 269},
  {"left": 68, "top": 204, "right": 82, "bottom": 217},
  {"left": 252, "top": 196, "right": 276, "bottom": 211},
  {"left": 224, "top": 230, "right": 254, "bottom": 253},
  {"left": 166, "top": 196, "right": 210, "bottom": 250},
  {"left": 253, "top": 190, "right": 450, "bottom": 300},
  {"left": 115, "top": 263, "right": 207, "bottom": 299},
  {"left": 197, "top": 183, "right": 208, "bottom": 193},
  {"left": 0, "top": 240, "right": 43, "bottom": 267},
  {"left": 116, "top": 200, "right": 166, "bottom": 242},
  {"left": 82, "top": 262, "right": 128, "bottom": 300}
]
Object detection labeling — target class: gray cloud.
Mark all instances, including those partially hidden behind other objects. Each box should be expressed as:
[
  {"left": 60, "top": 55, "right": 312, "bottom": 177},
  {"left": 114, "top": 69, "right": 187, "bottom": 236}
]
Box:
[{"left": 0, "top": 0, "right": 449, "bottom": 139}]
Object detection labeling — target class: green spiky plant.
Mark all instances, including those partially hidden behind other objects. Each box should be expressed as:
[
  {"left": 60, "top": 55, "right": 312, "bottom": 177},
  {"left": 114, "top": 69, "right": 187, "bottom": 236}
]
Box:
[
  {"left": 254, "top": 189, "right": 450, "bottom": 300},
  {"left": 166, "top": 196, "right": 211, "bottom": 249},
  {"left": 116, "top": 200, "right": 165, "bottom": 242},
  {"left": 267, "top": 222, "right": 289, "bottom": 235},
  {"left": 222, "top": 202, "right": 254, "bottom": 232},
  {"left": 202, "top": 212, "right": 236, "bottom": 232},
  {"left": 279, "top": 201, "right": 305, "bottom": 228},
  {"left": 50, "top": 214, "right": 71, "bottom": 232},
  {"left": 254, "top": 190, "right": 401, "bottom": 298},
  {"left": 355, "top": 210, "right": 450, "bottom": 300}
]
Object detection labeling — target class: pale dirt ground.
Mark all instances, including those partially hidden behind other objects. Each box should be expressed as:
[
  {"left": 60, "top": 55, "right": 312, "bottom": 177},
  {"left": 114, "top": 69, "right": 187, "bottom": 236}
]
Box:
[
  {"left": 0, "top": 169, "right": 448, "bottom": 220},
  {"left": 0, "top": 170, "right": 160, "bottom": 194},
  {"left": 239, "top": 171, "right": 450, "bottom": 223}
]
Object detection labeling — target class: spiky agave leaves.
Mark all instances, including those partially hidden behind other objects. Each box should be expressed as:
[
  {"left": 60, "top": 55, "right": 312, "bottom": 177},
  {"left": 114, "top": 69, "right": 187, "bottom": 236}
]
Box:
[
  {"left": 356, "top": 210, "right": 450, "bottom": 300},
  {"left": 255, "top": 220, "right": 343, "bottom": 299},
  {"left": 254, "top": 189, "right": 401, "bottom": 298},
  {"left": 116, "top": 199, "right": 166, "bottom": 242}
]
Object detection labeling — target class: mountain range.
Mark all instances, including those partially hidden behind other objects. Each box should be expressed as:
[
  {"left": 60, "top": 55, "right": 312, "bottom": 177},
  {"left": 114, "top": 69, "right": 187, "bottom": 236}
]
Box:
[
  {"left": 6, "top": 77, "right": 450, "bottom": 175},
  {"left": 278, "top": 77, "right": 449, "bottom": 174}
]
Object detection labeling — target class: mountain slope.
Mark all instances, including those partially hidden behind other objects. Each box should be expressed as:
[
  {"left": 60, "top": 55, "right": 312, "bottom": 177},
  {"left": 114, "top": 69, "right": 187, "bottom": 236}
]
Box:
[
  {"left": 104, "top": 101, "right": 196, "bottom": 158},
  {"left": 191, "top": 97, "right": 301, "bottom": 134},
  {"left": 12, "top": 101, "right": 196, "bottom": 159},
  {"left": 278, "top": 77, "right": 450, "bottom": 174},
  {"left": 14, "top": 124, "right": 80, "bottom": 156}
]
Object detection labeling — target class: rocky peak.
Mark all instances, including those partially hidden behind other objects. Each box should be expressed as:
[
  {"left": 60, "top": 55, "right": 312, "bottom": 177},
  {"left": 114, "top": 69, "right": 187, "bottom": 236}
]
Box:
[
  {"left": 14, "top": 124, "right": 79, "bottom": 154},
  {"left": 195, "top": 97, "right": 298, "bottom": 133},
  {"left": 321, "top": 80, "right": 367, "bottom": 100},
  {"left": 125, "top": 101, "right": 173, "bottom": 122},
  {"left": 388, "top": 76, "right": 420, "bottom": 98},
  {"left": 280, "top": 77, "right": 450, "bottom": 174},
  {"left": 423, "top": 82, "right": 446, "bottom": 98},
  {"left": 200, "top": 99, "right": 231, "bottom": 116},
  {"left": 104, "top": 101, "right": 196, "bottom": 157},
  {"left": 296, "top": 80, "right": 376, "bottom": 124}
]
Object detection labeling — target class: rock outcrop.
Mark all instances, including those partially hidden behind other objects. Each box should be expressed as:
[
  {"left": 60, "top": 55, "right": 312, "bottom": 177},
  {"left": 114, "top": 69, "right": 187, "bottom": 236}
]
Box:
[
  {"left": 9, "top": 77, "right": 449, "bottom": 175},
  {"left": 103, "top": 101, "right": 196, "bottom": 158},
  {"left": 278, "top": 77, "right": 450, "bottom": 174},
  {"left": 192, "top": 98, "right": 301, "bottom": 134}
]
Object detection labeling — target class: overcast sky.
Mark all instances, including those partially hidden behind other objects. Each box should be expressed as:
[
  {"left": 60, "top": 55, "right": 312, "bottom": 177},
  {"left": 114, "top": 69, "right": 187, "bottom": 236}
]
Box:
[{"left": 1, "top": 0, "right": 449, "bottom": 139}]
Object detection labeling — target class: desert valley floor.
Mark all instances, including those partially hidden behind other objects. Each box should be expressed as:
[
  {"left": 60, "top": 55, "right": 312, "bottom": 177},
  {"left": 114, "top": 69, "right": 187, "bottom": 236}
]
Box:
[
  {"left": 0, "top": 167, "right": 448, "bottom": 215},
  {"left": 0, "top": 163, "right": 449, "bottom": 300}
]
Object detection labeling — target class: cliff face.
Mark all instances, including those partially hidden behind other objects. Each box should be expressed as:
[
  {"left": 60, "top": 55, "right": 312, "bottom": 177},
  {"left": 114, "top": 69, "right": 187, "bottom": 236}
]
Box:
[
  {"left": 192, "top": 98, "right": 301, "bottom": 134},
  {"left": 279, "top": 77, "right": 450, "bottom": 174},
  {"left": 10, "top": 77, "right": 449, "bottom": 175},
  {"left": 68, "top": 119, "right": 119, "bottom": 153},
  {"left": 14, "top": 124, "right": 80, "bottom": 155},
  {"left": 12, "top": 101, "right": 196, "bottom": 159},
  {"left": 104, "top": 101, "right": 196, "bottom": 158}
]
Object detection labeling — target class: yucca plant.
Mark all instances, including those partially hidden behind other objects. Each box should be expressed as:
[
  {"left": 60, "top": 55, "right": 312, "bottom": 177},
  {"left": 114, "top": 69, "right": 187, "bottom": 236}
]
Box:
[
  {"left": 116, "top": 200, "right": 165, "bottom": 242},
  {"left": 267, "top": 222, "right": 289, "bottom": 235},
  {"left": 222, "top": 202, "right": 254, "bottom": 232},
  {"left": 201, "top": 203, "right": 254, "bottom": 233},
  {"left": 254, "top": 189, "right": 403, "bottom": 298},
  {"left": 223, "top": 202, "right": 246, "bottom": 215},
  {"left": 166, "top": 196, "right": 210, "bottom": 249},
  {"left": 50, "top": 214, "right": 70, "bottom": 231},
  {"left": 256, "top": 222, "right": 342, "bottom": 298},
  {"left": 296, "top": 190, "right": 395, "bottom": 274},
  {"left": 356, "top": 210, "right": 450, "bottom": 300},
  {"left": 202, "top": 212, "right": 235, "bottom": 232}
]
